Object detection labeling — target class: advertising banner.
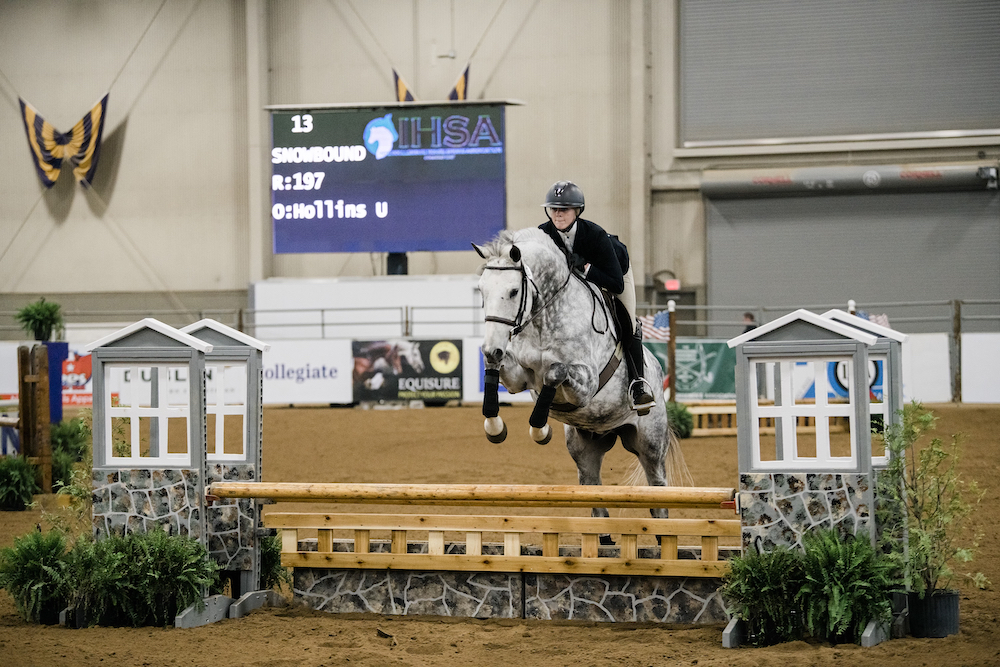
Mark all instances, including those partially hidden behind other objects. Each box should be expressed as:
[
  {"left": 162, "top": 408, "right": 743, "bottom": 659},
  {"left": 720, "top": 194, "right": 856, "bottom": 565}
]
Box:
[
  {"left": 644, "top": 339, "right": 738, "bottom": 400},
  {"left": 353, "top": 339, "right": 462, "bottom": 403},
  {"left": 262, "top": 339, "right": 353, "bottom": 405},
  {"left": 270, "top": 104, "right": 506, "bottom": 253}
]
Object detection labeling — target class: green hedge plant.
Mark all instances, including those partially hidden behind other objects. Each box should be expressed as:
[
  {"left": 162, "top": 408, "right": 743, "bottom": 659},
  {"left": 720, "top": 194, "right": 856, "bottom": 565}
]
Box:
[
  {"left": 720, "top": 546, "right": 805, "bottom": 646},
  {"left": 666, "top": 401, "right": 694, "bottom": 439},
  {"left": 0, "top": 455, "right": 39, "bottom": 510},
  {"left": 0, "top": 530, "right": 71, "bottom": 623},
  {"left": 797, "top": 528, "right": 899, "bottom": 644},
  {"left": 0, "top": 527, "right": 219, "bottom": 627},
  {"left": 259, "top": 533, "right": 292, "bottom": 591},
  {"left": 69, "top": 529, "right": 219, "bottom": 627}
]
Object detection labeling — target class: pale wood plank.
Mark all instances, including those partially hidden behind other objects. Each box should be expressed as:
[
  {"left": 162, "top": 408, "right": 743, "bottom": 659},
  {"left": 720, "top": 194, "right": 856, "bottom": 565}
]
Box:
[
  {"left": 581, "top": 534, "right": 598, "bottom": 559},
  {"left": 620, "top": 534, "right": 638, "bottom": 560},
  {"left": 428, "top": 531, "right": 445, "bottom": 556},
  {"left": 542, "top": 533, "right": 559, "bottom": 557},
  {"left": 264, "top": 513, "right": 740, "bottom": 537},
  {"left": 354, "top": 529, "right": 370, "bottom": 554},
  {"left": 391, "top": 530, "right": 407, "bottom": 554},
  {"left": 281, "top": 529, "right": 297, "bottom": 554},
  {"left": 660, "top": 535, "right": 678, "bottom": 560},
  {"left": 317, "top": 529, "right": 333, "bottom": 553},
  {"left": 466, "top": 532, "right": 482, "bottom": 556},
  {"left": 504, "top": 533, "right": 521, "bottom": 557},
  {"left": 280, "top": 552, "right": 731, "bottom": 578},
  {"left": 701, "top": 535, "right": 719, "bottom": 562}
]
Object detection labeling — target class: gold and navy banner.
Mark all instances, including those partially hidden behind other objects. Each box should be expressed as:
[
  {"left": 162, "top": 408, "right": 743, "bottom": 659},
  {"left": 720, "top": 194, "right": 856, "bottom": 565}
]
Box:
[
  {"left": 392, "top": 68, "right": 415, "bottom": 102},
  {"left": 447, "top": 63, "right": 469, "bottom": 101},
  {"left": 19, "top": 93, "right": 109, "bottom": 188}
]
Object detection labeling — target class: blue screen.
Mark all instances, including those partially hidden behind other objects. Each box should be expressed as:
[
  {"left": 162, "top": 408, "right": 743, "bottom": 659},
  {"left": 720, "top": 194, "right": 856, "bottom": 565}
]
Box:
[{"left": 270, "top": 104, "right": 506, "bottom": 253}]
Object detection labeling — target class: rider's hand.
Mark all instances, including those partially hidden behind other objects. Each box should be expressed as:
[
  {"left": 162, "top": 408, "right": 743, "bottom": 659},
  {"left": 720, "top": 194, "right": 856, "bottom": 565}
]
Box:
[{"left": 569, "top": 253, "right": 587, "bottom": 272}]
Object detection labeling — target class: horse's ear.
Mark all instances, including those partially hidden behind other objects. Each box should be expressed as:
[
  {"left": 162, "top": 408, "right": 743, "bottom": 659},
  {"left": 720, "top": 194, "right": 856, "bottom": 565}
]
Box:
[
  {"left": 509, "top": 245, "right": 521, "bottom": 263},
  {"left": 471, "top": 243, "right": 488, "bottom": 259}
]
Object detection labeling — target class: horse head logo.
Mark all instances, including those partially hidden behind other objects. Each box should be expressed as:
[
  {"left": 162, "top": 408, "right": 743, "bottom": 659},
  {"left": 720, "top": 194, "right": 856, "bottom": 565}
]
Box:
[{"left": 363, "top": 113, "right": 398, "bottom": 160}]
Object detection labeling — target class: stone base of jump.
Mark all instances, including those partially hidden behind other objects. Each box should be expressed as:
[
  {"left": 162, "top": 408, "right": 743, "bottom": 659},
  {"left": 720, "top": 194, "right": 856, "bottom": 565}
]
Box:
[{"left": 291, "top": 538, "right": 734, "bottom": 624}]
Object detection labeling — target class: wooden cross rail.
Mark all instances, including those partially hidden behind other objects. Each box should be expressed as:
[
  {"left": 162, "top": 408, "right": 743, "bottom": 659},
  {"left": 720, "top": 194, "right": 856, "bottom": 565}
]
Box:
[
  {"left": 209, "top": 482, "right": 738, "bottom": 510},
  {"left": 264, "top": 512, "right": 741, "bottom": 578}
]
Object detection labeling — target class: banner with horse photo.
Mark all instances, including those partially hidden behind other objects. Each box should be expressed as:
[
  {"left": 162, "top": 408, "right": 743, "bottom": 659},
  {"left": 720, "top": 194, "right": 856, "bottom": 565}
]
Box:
[{"left": 352, "top": 339, "right": 462, "bottom": 404}]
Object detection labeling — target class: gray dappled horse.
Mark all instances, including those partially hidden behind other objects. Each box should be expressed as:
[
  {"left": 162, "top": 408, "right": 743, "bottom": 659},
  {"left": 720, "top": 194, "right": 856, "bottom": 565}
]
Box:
[{"left": 474, "top": 228, "right": 678, "bottom": 524}]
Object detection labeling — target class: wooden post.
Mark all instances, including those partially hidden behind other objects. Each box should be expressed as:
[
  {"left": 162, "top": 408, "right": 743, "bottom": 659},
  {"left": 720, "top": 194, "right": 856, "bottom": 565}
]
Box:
[
  {"left": 17, "top": 346, "right": 32, "bottom": 459},
  {"left": 32, "top": 346, "right": 52, "bottom": 493},
  {"left": 667, "top": 300, "right": 676, "bottom": 403}
]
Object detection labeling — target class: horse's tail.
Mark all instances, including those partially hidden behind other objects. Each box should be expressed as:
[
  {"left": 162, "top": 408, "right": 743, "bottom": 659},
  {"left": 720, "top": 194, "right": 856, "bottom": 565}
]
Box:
[
  {"left": 663, "top": 426, "right": 694, "bottom": 488},
  {"left": 621, "top": 423, "right": 693, "bottom": 489}
]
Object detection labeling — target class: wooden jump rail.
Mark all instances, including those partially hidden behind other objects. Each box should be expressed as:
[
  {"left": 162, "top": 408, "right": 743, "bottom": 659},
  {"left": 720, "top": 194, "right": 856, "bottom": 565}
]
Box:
[{"left": 210, "top": 483, "right": 740, "bottom": 578}]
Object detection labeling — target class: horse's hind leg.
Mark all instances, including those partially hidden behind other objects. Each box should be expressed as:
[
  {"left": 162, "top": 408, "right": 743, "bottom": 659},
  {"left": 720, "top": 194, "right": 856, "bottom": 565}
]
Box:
[
  {"left": 620, "top": 420, "right": 670, "bottom": 520},
  {"left": 565, "top": 426, "right": 617, "bottom": 519}
]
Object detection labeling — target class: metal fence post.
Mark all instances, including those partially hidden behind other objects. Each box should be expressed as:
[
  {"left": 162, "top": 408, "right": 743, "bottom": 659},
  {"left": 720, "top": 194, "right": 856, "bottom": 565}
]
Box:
[
  {"left": 667, "top": 300, "right": 676, "bottom": 403},
  {"left": 951, "top": 300, "right": 962, "bottom": 403}
]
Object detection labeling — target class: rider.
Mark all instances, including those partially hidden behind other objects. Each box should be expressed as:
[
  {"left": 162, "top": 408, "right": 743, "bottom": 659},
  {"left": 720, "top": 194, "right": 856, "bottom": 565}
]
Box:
[{"left": 538, "top": 180, "right": 656, "bottom": 414}]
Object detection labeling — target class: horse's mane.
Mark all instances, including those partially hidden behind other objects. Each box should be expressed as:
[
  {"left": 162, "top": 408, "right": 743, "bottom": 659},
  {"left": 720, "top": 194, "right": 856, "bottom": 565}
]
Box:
[{"left": 476, "top": 228, "right": 563, "bottom": 274}]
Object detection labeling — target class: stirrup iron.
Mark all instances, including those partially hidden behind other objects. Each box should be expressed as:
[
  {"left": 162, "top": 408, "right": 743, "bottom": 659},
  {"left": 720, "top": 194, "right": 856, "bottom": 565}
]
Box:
[{"left": 629, "top": 378, "right": 655, "bottom": 415}]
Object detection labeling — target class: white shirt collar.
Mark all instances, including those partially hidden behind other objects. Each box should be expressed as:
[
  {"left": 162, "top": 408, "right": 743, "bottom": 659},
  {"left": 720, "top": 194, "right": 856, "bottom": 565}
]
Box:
[{"left": 557, "top": 221, "right": 578, "bottom": 251}]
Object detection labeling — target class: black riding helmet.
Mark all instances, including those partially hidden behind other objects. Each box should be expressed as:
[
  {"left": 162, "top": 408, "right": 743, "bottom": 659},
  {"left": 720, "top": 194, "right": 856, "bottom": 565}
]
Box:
[{"left": 543, "top": 181, "right": 585, "bottom": 216}]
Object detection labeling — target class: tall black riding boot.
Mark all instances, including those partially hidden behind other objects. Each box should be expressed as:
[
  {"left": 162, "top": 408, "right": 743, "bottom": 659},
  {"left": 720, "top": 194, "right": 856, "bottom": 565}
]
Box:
[{"left": 627, "top": 322, "right": 656, "bottom": 415}]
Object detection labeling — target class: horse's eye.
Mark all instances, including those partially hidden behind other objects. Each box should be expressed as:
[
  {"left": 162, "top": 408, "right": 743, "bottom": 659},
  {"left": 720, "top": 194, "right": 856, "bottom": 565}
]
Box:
[{"left": 508, "top": 288, "right": 518, "bottom": 298}]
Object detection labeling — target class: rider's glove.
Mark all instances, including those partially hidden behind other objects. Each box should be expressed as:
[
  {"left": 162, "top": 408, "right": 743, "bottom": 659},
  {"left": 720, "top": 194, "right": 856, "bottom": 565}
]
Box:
[{"left": 569, "top": 253, "right": 587, "bottom": 272}]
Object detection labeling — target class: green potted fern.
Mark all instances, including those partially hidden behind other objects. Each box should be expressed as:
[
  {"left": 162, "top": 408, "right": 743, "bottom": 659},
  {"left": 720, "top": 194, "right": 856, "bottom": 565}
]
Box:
[
  {"left": 797, "top": 528, "right": 899, "bottom": 644},
  {"left": 14, "top": 297, "right": 63, "bottom": 341},
  {"left": 879, "top": 402, "right": 989, "bottom": 637}
]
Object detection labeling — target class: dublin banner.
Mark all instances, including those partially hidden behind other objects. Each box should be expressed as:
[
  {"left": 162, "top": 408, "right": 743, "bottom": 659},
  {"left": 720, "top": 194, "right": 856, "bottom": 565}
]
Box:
[{"left": 352, "top": 339, "right": 462, "bottom": 403}]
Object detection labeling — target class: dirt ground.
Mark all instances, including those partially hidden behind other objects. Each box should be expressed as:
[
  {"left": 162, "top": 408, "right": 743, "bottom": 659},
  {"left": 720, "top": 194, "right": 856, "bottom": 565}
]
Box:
[{"left": 1, "top": 403, "right": 998, "bottom": 667}]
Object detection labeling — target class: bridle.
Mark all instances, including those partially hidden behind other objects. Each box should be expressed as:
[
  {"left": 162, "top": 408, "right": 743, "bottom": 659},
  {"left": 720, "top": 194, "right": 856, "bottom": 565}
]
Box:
[{"left": 482, "top": 260, "right": 572, "bottom": 338}]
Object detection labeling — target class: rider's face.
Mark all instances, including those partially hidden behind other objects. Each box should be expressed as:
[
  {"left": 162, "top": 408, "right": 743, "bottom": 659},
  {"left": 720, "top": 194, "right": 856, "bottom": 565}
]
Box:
[{"left": 548, "top": 207, "right": 579, "bottom": 231}]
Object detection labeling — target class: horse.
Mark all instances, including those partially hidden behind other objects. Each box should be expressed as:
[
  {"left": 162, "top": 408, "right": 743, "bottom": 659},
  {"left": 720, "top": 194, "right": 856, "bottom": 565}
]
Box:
[{"left": 473, "top": 228, "right": 686, "bottom": 524}]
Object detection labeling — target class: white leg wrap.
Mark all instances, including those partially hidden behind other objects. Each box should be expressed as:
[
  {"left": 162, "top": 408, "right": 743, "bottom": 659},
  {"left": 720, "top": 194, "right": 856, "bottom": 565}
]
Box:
[
  {"left": 529, "top": 424, "right": 552, "bottom": 445},
  {"left": 484, "top": 416, "right": 505, "bottom": 436}
]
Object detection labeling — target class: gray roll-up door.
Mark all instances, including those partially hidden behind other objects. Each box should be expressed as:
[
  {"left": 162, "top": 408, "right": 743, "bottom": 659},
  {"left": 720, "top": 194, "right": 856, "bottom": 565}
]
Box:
[
  {"left": 680, "top": 1, "right": 1000, "bottom": 145},
  {"left": 706, "top": 191, "right": 1000, "bottom": 329}
]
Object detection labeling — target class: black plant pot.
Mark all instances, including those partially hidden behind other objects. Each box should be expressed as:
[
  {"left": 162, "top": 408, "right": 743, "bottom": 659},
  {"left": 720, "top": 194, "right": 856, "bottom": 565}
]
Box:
[{"left": 908, "top": 590, "right": 960, "bottom": 638}]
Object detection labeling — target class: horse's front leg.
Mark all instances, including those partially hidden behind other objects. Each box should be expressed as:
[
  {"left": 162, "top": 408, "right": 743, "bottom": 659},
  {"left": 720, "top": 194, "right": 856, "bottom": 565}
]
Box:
[
  {"left": 482, "top": 356, "right": 531, "bottom": 444},
  {"left": 528, "top": 362, "right": 596, "bottom": 444}
]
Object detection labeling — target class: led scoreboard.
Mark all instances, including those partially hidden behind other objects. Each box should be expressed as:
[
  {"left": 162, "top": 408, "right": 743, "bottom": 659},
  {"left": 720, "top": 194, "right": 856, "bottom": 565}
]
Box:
[{"left": 269, "top": 102, "right": 509, "bottom": 253}]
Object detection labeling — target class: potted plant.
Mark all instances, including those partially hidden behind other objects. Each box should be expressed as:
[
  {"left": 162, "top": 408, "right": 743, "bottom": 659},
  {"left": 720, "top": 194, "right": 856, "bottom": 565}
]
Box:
[
  {"left": 14, "top": 297, "right": 63, "bottom": 342},
  {"left": 878, "top": 402, "right": 990, "bottom": 637}
]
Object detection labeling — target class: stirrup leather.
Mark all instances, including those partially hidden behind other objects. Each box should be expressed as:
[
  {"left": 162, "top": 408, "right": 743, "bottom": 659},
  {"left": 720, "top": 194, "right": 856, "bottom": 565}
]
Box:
[{"left": 628, "top": 378, "right": 656, "bottom": 413}]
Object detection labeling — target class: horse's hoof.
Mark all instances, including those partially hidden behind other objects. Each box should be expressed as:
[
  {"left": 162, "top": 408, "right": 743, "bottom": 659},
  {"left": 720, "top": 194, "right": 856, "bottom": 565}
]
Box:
[
  {"left": 484, "top": 417, "right": 508, "bottom": 444},
  {"left": 529, "top": 424, "right": 552, "bottom": 445},
  {"left": 637, "top": 407, "right": 651, "bottom": 417},
  {"left": 599, "top": 534, "right": 616, "bottom": 546}
]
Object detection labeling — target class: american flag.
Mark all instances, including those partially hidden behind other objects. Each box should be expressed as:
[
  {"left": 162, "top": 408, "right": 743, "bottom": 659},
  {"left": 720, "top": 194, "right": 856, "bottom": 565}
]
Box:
[{"left": 638, "top": 311, "right": 670, "bottom": 341}]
